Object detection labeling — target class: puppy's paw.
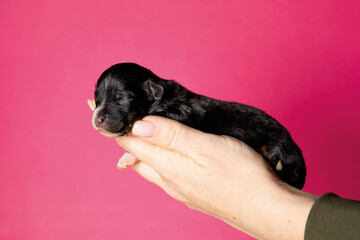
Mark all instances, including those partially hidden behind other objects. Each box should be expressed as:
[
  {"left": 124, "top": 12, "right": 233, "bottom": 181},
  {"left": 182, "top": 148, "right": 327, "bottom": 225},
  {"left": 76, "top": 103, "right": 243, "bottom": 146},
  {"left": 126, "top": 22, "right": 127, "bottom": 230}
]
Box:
[{"left": 117, "top": 152, "right": 138, "bottom": 169}]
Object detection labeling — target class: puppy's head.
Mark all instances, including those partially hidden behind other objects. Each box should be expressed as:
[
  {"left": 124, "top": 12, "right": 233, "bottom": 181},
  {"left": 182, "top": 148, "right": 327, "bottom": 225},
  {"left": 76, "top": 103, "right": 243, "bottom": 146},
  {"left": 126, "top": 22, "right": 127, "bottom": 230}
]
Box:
[{"left": 92, "top": 63, "right": 164, "bottom": 137}]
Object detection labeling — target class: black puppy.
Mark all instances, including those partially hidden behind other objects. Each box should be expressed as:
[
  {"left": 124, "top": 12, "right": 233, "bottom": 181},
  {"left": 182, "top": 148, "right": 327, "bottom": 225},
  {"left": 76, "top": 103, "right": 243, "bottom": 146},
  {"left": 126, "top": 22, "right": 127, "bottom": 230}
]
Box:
[{"left": 92, "top": 63, "right": 306, "bottom": 189}]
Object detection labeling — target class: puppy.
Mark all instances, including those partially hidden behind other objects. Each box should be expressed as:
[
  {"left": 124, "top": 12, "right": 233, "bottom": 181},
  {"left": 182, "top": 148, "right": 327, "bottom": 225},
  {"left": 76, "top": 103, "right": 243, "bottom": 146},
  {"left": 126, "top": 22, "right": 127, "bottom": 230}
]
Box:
[{"left": 92, "top": 63, "right": 306, "bottom": 189}]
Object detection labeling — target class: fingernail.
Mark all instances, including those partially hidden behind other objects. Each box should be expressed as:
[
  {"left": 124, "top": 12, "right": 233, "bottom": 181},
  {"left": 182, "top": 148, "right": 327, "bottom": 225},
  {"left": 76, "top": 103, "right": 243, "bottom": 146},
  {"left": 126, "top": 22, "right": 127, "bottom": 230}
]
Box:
[
  {"left": 132, "top": 120, "right": 155, "bottom": 137},
  {"left": 117, "top": 152, "right": 134, "bottom": 170}
]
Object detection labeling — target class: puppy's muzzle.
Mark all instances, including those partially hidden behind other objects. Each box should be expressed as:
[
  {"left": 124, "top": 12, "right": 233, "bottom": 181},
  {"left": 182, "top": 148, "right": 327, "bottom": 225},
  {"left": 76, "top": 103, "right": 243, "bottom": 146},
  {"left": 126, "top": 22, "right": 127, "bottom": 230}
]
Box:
[
  {"left": 92, "top": 107, "right": 124, "bottom": 137},
  {"left": 94, "top": 115, "right": 105, "bottom": 128},
  {"left": 92, "top": 106, "right": 103, "bottom": 131}
]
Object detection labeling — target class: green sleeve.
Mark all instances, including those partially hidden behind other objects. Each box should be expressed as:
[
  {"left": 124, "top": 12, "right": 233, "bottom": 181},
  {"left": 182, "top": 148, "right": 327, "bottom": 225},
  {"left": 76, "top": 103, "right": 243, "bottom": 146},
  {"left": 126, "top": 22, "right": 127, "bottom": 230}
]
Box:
[{"left": 305, "top": 193, "right": 360, "bottom": 240}]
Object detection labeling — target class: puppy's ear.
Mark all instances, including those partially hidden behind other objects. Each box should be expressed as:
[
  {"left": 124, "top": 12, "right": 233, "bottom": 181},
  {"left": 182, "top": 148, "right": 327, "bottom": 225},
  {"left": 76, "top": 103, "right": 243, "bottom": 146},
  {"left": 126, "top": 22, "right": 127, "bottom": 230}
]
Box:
[{"left": 145, "top": 79, "right": 164, "bottom": 101}]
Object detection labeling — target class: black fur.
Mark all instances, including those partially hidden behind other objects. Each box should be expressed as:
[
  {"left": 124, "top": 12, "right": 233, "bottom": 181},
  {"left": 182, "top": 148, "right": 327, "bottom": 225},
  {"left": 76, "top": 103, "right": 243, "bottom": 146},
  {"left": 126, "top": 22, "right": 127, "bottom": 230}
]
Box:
[{"left": 93, "top": 63, "right": 306, "bottom": 189}]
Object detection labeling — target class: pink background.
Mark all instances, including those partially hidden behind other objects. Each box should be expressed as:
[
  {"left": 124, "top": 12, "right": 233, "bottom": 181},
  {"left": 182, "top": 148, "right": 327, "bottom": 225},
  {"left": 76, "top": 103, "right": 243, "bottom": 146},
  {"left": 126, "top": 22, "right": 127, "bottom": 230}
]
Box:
[{"left": 1, "top": 0, "right": 359, "bottom": 239}]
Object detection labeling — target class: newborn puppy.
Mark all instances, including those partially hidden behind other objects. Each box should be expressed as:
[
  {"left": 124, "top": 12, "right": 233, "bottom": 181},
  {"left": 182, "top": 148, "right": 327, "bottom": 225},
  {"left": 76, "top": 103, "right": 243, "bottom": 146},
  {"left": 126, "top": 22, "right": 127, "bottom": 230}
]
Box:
[{"left": 92, "top": 63, "right": 306, "bottom": 189}]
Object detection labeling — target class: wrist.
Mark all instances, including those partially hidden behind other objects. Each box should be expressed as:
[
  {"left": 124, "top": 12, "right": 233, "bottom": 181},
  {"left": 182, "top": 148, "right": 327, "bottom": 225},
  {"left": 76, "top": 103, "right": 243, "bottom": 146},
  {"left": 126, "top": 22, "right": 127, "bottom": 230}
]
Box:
[
  {"left": 265, "top": 181, "right": 318, "bottom": 240},
  {"left": 222, "top": 178, "right": 318, "bottom": 240}
]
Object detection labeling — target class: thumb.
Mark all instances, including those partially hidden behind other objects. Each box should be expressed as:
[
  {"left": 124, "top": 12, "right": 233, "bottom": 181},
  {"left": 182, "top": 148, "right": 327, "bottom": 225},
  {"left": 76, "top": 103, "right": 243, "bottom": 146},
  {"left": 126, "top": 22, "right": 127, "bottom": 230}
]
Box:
[
  {"left": 132, "top": 116, "right": 213, "bottom": 156},
  {"left": 115, "top": 116, "right": 211, "bottom": 172}
]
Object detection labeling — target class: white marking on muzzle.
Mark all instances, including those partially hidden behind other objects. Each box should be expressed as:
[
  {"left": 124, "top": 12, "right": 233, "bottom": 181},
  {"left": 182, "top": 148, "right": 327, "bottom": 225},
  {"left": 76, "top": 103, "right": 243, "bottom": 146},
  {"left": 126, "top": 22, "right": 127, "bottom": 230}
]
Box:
[{"left": 99, "top": 131, "right": 122, "bottom": 138}]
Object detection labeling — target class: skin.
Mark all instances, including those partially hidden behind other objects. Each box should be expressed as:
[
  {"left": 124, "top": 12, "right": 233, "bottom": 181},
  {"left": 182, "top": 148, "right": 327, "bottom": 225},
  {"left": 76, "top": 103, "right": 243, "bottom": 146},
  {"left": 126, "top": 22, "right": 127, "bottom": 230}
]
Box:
[{"left": 88, "top": 99, "right": 319, "bottom": 240}]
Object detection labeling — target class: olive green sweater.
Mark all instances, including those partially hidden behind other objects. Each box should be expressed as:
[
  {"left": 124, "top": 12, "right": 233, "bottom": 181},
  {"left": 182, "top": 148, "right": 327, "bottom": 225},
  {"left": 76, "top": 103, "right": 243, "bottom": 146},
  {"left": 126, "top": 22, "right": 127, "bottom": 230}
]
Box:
[{"left": 305, "top": 193, "right": 360, "bottom": 240}]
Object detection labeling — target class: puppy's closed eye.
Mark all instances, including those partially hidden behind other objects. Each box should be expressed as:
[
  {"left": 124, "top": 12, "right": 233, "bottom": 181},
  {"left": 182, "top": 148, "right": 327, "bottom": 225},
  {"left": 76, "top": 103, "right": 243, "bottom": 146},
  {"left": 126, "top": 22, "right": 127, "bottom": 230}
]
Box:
[{"left": 114, "top": 93, "right": 124, "bottom": 101}]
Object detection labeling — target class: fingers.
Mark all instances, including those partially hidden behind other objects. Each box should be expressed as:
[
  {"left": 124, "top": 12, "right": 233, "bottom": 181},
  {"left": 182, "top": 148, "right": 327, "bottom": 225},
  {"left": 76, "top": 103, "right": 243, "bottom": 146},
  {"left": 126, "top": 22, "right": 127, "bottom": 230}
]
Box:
[
  {"left": 116, "top": 116, "right": 217, "bottom": 170},
  {"left": 116, "top": 134, "right": 187, "bottom": 174},
  {"left": 88, "top": 99, "right": 208, "bottom": 171},
  {"left": 88, "top": 98, "right": 214, "bottom": 157},
  {"left": 117, "top": 151, "right": 164, "bottom": 187},
  {"left": 87, "top": 99, "right": 95, "bottom": 111},
  {"left": 131, "top": 160, "right": 188, "bottom": 204},
  {"left": 131, "top": 161, "right": 164, "bottom": 186},
  {"left": 117, "top": 152, "right": 138, "bottom": 169},
  {"left": 131, "top": 116, "right": 214, "bottom": 157}
]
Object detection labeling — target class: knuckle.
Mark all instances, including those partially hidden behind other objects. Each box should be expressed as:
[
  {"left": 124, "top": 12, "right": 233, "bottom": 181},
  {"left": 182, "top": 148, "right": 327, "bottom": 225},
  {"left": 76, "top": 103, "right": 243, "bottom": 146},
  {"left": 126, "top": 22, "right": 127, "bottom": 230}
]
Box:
[{"left": 163, "top": 124, "right": 181, "bottom": 149}]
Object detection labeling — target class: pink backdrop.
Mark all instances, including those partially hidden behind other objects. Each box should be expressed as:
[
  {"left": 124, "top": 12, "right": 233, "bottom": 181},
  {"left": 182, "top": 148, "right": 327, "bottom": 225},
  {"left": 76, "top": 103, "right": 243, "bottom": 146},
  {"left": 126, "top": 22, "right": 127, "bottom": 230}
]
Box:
[{"left": 1, "top": 0, "right": 359, "bottom": 239}]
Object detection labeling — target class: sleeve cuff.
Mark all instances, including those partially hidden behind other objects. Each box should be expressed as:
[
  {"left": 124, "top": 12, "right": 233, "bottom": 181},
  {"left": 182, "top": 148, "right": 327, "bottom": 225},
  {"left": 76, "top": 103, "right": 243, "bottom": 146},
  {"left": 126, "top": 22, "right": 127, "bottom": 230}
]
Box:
[{"left": 305, "top": 193, "right": 360, "bottom": 240}]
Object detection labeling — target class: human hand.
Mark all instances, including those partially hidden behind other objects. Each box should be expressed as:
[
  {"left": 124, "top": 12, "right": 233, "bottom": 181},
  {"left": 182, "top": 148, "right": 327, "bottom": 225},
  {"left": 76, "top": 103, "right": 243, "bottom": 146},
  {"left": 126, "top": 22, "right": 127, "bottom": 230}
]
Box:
[{"left": 88, "top": 99, "right": 317, "bottom": 240}]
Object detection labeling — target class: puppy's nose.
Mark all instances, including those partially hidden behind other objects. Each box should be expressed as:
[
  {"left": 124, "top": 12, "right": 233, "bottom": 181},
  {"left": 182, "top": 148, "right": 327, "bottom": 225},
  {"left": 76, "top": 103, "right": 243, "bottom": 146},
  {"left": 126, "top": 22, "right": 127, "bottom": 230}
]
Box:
[{"left": 95, "top": 116, "right": 106, "bottom": 128}]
